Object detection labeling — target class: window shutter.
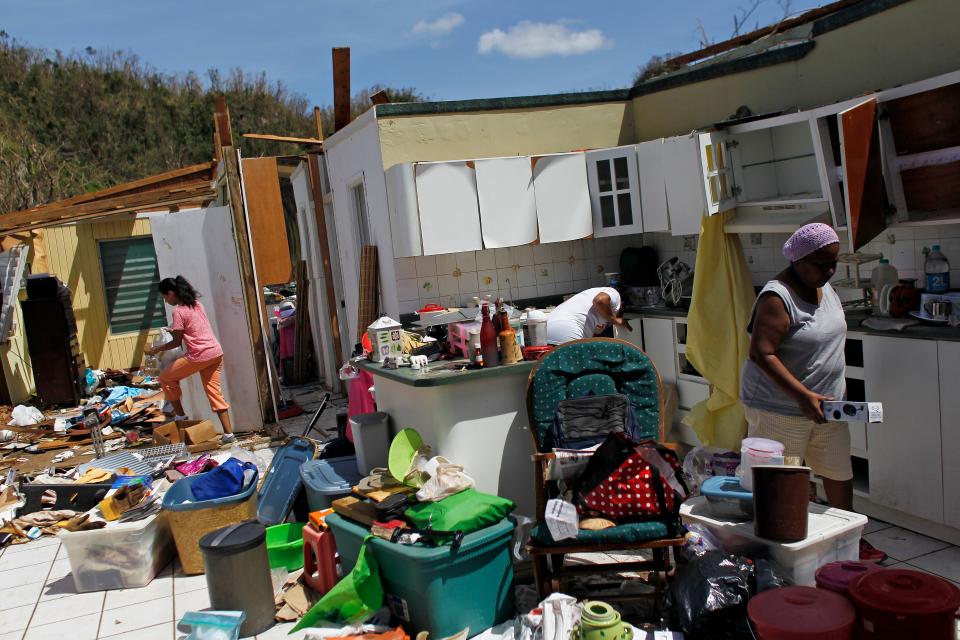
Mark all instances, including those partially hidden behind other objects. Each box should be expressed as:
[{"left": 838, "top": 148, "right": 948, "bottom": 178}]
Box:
[{"left": 99, "top": 238, "right": 165, "bottom": 334}]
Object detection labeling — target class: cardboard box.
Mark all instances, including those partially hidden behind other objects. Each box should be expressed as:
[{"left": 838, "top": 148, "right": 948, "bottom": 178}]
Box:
[
  {"left": 153, "top": 419, "right": 218, "bottom": 446},
  {"left": 821, "top": 401, "right": 883, "bottom": 423}
]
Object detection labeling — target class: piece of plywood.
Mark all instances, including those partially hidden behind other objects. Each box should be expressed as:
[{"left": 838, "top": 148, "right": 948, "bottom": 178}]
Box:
[
  {"left": 840, "top": 98, "right": 887, "bottom": 250},
  {"left": 415, "top": 161, "right": 483, "bottom": 255},
  {"left": 475, "top": 157, "right": 538, "bottom": 248},
  {"left": 241, "top": 157, "right": 293, "bottom": 285},
  {"left": 532, "top": 153, "right": 592, "bottom": 243},
  {"left": 149, "top": 206, "right": 263, "bottom": 432}
]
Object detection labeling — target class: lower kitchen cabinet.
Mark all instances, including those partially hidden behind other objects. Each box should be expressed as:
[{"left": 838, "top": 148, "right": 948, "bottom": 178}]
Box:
[
  {"left": 939, "top": 341, "right": 960, "bottom": 528},
  {"left": 615, "top": 314, "right": 644, "bottom": 348},
  {"left": 863, "top": 335, "right": 943, "bottom": 523},
  {"left": 641, "top": 317, "right": 677, "bottom": 385}
]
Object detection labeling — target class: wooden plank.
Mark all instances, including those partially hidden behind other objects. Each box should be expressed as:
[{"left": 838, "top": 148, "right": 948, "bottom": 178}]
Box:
[
  {"left": 886, "top": 82, "right": 960, "bottom": 155},
  {"left": 901, "top": 161, "right": 960, "bottom": 212},
  {"left": 370, "top": 90, "right": 389, "bottom": 105},
  {"left": 293, "top": 261, "right": 309, "bottom": 383},
  {"left": 313, "top": 106, "right": 325, "bottom": 141},
  {"left": 215, "top": 96, "right": 233, "bottom": 148},
  {"left": 240, "top": 157, "right": 293, "bottom": 286},
  {"left": 840, "top": 99, "right": 887, "bottom": 250},
  {"left": 357, "top": 246, "right": 379, "bottom": 342},
  {"left": 306, "top": 154, "right": 342, "bottom": 372},
  {"left": 223, "top": 146, "right": 275, "bottom": 424},
  {"left": 241, "top": 133, "right": 324, "bottom": 146},
  {"left": 333, "top": 47, "right": 351, "bottom": 132}
]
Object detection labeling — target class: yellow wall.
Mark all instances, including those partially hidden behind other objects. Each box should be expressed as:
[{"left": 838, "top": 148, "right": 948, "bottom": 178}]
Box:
[
  {"left": 0, "top": 294, "right": 34, "bottom": 404},
  {"left": 630, "top": 0, "right": 960, "bottom": 139},
  {"left": 44, "top": 218, "right": 159, "bottom": 371},
  {"left": 377, "top": 101, "right": 634, "bottom": 169}
]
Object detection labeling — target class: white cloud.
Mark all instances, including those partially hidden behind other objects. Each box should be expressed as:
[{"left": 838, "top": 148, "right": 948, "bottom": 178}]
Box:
[
  {"left": 477, "top": 21, "right": 612, "bottom": 59},
  {"left": 411, "top": 12, "right": 465, "bottom": 37}
]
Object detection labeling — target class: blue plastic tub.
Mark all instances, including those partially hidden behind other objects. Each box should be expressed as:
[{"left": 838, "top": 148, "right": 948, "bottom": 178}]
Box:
[
  {"left": 700, "top": 475, "right": 753, "bottom": 520},
  {"left": 257, "top": 437, "right": 315, "bottom": 526},
  {"left": 327, "top": 513, "right": 515, "bottom": 638},
  {"left": 300, "top": 456, "right": 363, "bottom": 512}
]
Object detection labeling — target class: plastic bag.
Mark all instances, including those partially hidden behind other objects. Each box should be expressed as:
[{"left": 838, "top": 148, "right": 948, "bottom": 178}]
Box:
[
  {"left": 9, "top": 405, "right": 44, "bottom": 426},
  {"left": 155, "top": 328, "right": 185, "bottom": 373},
  {"left": 754, "top": 558, "right": 789, "bottom": 592},
  {"left": 84, "top": 369, "right": 98, "bottom": 396},
  {"left": 682, "top": 446, "right": 737, "bottom": 496},
  {"left": 682, "top": 523, "right": 723, "bottom": 561},
  {"left": 293, "top": 537, "right": 385, "bottom": 631},
  {"left": 666, "top": 551, "right": 753, "bottom": 636},
  {"left": 414, "top": 456, "right": 475, "bottom": 502}
]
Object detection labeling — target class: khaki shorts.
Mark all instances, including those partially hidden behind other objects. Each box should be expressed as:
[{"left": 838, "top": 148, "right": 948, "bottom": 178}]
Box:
[{"left": 743, "top": 406, "right": 853, "bottom": 481}]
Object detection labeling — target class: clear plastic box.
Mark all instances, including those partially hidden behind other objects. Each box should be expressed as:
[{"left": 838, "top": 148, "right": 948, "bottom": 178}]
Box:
[
  {"left": 680, "top": 496, "right": 867, "bottom": 587},
  {"left": 58, "top": 511, "right": 174, "bottom": 592}
]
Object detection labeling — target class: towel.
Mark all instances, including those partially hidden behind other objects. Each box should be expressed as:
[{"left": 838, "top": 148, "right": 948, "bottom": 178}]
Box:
[{"left": 682, "top": 211, "right": 757, "bottom": 449}]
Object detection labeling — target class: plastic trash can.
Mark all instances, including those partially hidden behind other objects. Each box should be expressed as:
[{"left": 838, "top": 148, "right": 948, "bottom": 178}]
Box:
[
  {"left": 300, "top": 456, "right": 363, "bottom": 512},
  {"left": 199, "top": 521, "right": 276, "bottom": 638},
  {"left": 349, "top": 412, "right": 390, "bottom": 475}
]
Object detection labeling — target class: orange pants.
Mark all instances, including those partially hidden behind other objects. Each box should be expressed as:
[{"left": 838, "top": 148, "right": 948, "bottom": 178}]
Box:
[{"left": 159, "top": 355, "right": 229, "bottom": 412}]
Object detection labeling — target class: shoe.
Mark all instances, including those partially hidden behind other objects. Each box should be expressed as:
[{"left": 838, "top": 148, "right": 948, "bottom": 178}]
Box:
[
  {"left": 221, "top": 433, "right": 236, "bottom": 444},
  {"left": 173, "top": 414, "right": 188, "bottom": 421},
  {"left": 859, "top": 538, "right": 887, "bottom": 563}
]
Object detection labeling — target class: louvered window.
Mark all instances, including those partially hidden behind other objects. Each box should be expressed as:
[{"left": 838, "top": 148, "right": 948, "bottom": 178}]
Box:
[{"left": 99, "top": 238, "right": 165, "bottom": 334}]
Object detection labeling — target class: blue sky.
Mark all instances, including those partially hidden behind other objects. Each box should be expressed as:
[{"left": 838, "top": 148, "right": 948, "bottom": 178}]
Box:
[{"left": 2, "top": 0, "right": 825, "bottom": 107}]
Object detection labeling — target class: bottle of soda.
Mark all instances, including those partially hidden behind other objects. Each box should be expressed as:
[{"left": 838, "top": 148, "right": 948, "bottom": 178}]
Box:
[
  {"left": 925, "top": 245, "right": 950, "bottom": 294},
  {"left": 480, "top": 303, "right": 500, "bottom": 367}
]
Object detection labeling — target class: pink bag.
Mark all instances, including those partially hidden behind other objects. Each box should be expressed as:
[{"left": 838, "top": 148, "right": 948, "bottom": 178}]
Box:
[{"left": 174, "top": 454, "right": 218, "bottom": 477}]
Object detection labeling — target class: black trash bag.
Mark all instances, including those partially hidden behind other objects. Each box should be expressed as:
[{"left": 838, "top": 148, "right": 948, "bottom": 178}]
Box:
[
  {"left": 753, "top": 558, "right": 789, "bottom": 592},
  {"left": 666, "top": 551, "right": 754, "bottom": 638}
]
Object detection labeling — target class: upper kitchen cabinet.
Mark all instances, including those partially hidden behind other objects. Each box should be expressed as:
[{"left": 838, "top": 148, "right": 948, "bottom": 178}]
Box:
[
  {"left": 661, "top": 135, "right": 706, "bottom": 237},
  {"left": 838, "top": 98, "right": 888, "bottom": 251},
  {"left": 586, "top": 146, "right": 643, "bottom": 237},
  {"left": 475, "top": 156, "right": 539, "bottom": 249},
  {"left": 635, "top": 139, "right": 671, "bottom": 233},
  {"left": 697, "top": 132, "right": 737, "bottom": 215},
  {"left": 876, "top": 72, "right": 960, "bottom": 226},
  {"left": 532, "top": 153, "right": 593, "bottom": 243},
  {"left": 385, "top": 163, "right": 423, "bottom": 257},
  {"left": 415, "top": 160, "right": 484, "bottom": 255}
]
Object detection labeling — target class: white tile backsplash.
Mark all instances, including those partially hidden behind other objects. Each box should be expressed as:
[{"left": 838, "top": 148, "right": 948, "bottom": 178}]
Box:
[
  {"left": 478, "top": 270, "right": 498, "bottom": 292},
  {"left": 553, "top": 261, "right": 573, "bottom": 283},
  {"left": 395, "top": 257, "right": 417, "bottom": 280},
  {"left": 476, "top": 249, "right": 497, "bottom": 271},
  {"left": 455, "top": 251, "right": 477, "bottom": 273},
  {"left": 535, "top": 264, "right": 554, "bottom": 284},
  {"left": 416, "top": 277, "right": 437, "bottom": 297},
  {"left": 495, "top": 248, "right": 512, "bottom": 268},
  {"left": 550, "top": 241, "right": 572, "bottom": 262},
  {"left": 397, "top": 278, "right": 419, "bottom": 302},
  {"left": 436, "top": 253, "right": 457, "bottom": 276},
  {"left": 533, "top": 244, "right": 553, "bottom": 265},
  {"left": 458, "top": 271, "right": 479, "bottom": 293},
  {"left": 517, "top": 266, "right": 537, "bottom": 287},
  {"left": 414, "top": 255, "right": 437, "bottom": 277},
  {"left": 438, "top": 274, "right": 459, "bottom": 297},
  {"left": 511, "top": 245, "right": 534, "bottom": 267}
]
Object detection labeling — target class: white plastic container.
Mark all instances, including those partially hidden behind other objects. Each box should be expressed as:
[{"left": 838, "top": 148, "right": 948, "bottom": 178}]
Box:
[
  {"left": 870, "top": 258, "right": 898, "bottom": 314},
  {"left": 58, "top": 511, "right": 174, "bottom": 592},
  {"left": 349, "top": 412, "right": 391, "bottom": 475},
  {"left": 523, "top": 309, "right": 548, "bottom": 347},
  {"left": 680, "top": 497, "right": 866, "bottom": 586},
  {"left": 739, "top": 437, "right": 785, "bottom": 491}
]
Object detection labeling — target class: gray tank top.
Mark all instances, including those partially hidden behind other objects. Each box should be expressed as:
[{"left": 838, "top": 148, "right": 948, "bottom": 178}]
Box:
[{"left": 740, "top": 280, "right": 847, "bottom": 416}]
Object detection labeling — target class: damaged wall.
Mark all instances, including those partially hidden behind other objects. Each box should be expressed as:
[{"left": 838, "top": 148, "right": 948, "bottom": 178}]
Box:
[{"left": 44, "top": 217, "right": 160, "bottom": 371}]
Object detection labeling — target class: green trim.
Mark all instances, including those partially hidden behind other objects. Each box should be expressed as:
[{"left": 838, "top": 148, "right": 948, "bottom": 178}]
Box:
[
  {"left": 812, "top": 0, "right": 914, "bottom": 37},
  {"left": 629, "top": 41, "right": 816, "bottom": 98},
  {"left": 374, "top": 90, "right": 630, "bottom": 117},
  {"left": 358, "top": 358, "right": 534, "bottom": 387}
]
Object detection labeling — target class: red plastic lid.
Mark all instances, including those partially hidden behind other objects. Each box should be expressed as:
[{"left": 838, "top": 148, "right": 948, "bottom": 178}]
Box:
[
  {"left": 748, "top": 586, "right": 855, "bottom": 639},
  {"left": 417, "top": 304, "right": 444, "bottom": 313},
  {"left": 849, "top": 569, "right": 960, "bottom": 615},
  {"left": 815, "top": 561, "right": 883, "bottom": 593},
  {"left": 523, "top": 346, "right": 554, "bottom": 360}
]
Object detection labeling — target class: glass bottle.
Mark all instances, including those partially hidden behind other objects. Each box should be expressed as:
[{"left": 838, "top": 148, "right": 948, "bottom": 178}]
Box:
[{"left": 480, "top": 303, "right": 500, "bottom": 367}]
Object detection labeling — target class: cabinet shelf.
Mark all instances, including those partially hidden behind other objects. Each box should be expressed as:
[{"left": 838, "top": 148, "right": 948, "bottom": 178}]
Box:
[{"left": 723, "top": 208, "right": 830, "bottom": 233}]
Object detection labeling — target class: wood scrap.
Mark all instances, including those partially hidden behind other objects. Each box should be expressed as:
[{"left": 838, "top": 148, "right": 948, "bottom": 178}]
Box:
[
  {"left": 292, "top": 260, "right": 310, "bottom": 384},
  {"left": 332, "top": 496, "right": 377, "bottom": 527},
  {"left": 357, "top": 245, "right": 379, "bottom": 342}
]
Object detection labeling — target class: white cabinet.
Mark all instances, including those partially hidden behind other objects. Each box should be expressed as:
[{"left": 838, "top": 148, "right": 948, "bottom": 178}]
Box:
[
  {"left": 586, "top": 146, "right": 643, "bottom": 237},
  {"left": 385, "top": 162, "right": 423, "bottom": 257},
  {"left": 615, "top": 313, "right": 644, "bottom": 348},
  {"left": 697, "top": 131, "right": 737, "bottom": 215},
  {"left": 532, "top": 153, "right": 593, "bottom": 243},
  {"left": 414, "top": 161, "right": 483, "bottom": 255},
  {"left": 661, "top": 136, "right": 706, "bottom": 237},
  {"left": 635, "top": 139, "right": 670, "bottom": 233},
  {"left": 641, "top": 316, "right": 677, "bottom": 386},
  {"left": 863, "top": 335, "right": 942, "bottom": 523},
  {"left": 474, "top": 157, "right": 538, "bottom": 248},
  {"left": 939, "top": 341, "right": 960, "bottom": 528}
]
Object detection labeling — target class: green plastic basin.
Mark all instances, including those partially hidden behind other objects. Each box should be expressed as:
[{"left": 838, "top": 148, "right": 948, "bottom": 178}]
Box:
[{"left": 265, "top": 523, "right": 306, "bottom": 571}]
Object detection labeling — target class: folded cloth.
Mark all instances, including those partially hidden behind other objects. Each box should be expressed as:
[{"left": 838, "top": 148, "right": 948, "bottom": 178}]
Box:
[{"left": 862, "top": 317, "right": 920, "bottom": 332}]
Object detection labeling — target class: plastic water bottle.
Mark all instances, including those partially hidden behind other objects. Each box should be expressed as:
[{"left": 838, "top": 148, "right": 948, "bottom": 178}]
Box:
[{"left": 925, "top": 245, "right": 950, "bottom": 294}]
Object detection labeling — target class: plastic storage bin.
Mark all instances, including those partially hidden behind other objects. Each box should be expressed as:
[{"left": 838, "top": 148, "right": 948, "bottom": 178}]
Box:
[
  {"left": 327, "top": 513, "right": 515, "bottom": 638},
  {"left": 256, "top": 437, "right": 314, "bottom": 526},
  {"left": 680, "top": 496, "right": 866, "bottom": 587},
  {"left": 266, "top": 523, "right": 306, "bottom": 571},
  {"left": 162, "top": 469, "right": 259, "bottom": 575},
  {"left": 700, "top": 476, "right": 753, "bottom": 520},
  {"left": 300, "top": 456, "right": 363, "bottom": 512},
  {"left": 58, "top": 511, "right": 174, "bottom": 592},
  {"left": 349, "top": 412, "right": 390, "bottom": 475}
]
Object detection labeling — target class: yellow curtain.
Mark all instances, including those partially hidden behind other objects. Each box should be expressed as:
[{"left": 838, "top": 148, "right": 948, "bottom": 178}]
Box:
[{"left": 682, "top": 211, "right": 757, "bottom": 450}]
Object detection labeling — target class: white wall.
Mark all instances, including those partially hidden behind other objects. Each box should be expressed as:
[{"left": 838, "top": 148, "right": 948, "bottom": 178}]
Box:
[{"left": 324, "top": 111, "right": 399, "bottom": 347}]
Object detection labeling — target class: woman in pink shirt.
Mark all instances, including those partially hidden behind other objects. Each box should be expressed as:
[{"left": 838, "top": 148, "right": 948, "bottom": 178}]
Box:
[{"left": 145, "top": 276, "right": 234, "bottom": 442}]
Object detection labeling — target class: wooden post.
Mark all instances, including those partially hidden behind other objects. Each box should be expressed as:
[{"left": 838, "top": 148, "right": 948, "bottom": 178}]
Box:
[
  {"left": 222, "top": 145, "right": 275, "bottom": 424},
  {"left": 307, "top": 153, "right": 343, "bottom": 373},
  {"left": 332, "top": 47, "right": 351, "bottom": 132},
  {"left": 313, "top": 106, "right": 325, "bottom": 141},
  {"left": 214, "top": 95, "right": 233, "bottom": 148}
]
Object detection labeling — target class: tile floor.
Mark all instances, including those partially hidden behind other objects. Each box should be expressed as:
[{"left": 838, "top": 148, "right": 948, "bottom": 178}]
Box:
[{"left": 1, "top": 516, "right": 957, "bottom": 639}]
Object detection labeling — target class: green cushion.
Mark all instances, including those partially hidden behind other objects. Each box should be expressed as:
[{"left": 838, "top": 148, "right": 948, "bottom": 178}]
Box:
[
  {"left": 530, "top": 340, "right": 660, "bottom": 451},
  {"left": 530, "top": 521, "right": 673, "bottom": 546}
]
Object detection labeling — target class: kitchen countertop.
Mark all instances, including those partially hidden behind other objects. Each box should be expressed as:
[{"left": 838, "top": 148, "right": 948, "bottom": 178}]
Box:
[{"left": 358, "top": 357, "right": 536, "bottom": 387}]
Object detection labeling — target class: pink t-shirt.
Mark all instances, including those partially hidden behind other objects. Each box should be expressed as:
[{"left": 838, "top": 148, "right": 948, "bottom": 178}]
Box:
[{"left": 171, "top": 302, "right": 223, "bottom": 362}]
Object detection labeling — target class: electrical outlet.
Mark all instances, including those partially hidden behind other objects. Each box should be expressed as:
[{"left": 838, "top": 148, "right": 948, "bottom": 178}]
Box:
[{"left": 750, "top": 233, "right": 762, "bottom": 246}]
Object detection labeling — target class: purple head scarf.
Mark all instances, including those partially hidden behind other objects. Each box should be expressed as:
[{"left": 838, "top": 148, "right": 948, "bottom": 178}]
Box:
[{"left": 782, "top": 223, "right": 840, "bottom": 262}]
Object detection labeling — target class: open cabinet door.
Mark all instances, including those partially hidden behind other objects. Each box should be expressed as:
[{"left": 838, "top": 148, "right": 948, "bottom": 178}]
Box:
[{"left": 839, "top": 98, "right": 887, "bottom": 251}]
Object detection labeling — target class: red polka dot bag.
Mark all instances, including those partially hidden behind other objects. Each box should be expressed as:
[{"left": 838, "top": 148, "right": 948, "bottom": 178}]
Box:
[{"left": 572, "top": 432, "right": 688, "bottom": 524}]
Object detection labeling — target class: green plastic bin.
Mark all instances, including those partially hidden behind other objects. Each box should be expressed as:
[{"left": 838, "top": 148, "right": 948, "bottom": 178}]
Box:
[
  {"left": 326, "top": 513, "right": 515, "bottom": 638},
  {"left": 266, "top": 523, "right": 306, "bottom": 571}
]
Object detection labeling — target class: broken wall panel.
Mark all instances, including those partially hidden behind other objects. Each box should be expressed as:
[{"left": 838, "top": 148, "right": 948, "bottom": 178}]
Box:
[{"left": 242, "top": 157, "right": 293, "bottom": 285}]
